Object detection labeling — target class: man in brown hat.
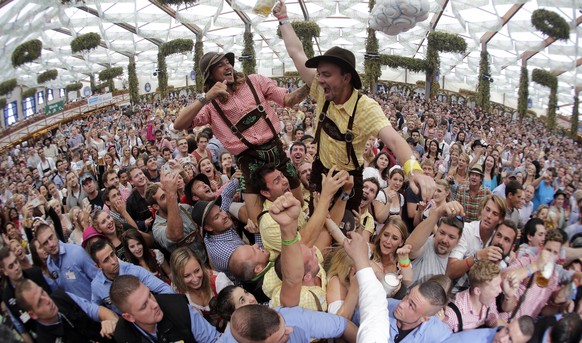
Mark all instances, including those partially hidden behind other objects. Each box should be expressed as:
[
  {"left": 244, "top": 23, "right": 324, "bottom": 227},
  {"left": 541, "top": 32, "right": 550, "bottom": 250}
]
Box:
[
  {"left": 274, "top": 1, "right": 435, "bottom": 212},
  {"left": 456, "top": 165, "right": 492, "bottom": 222},
  {"left": 174, "top": 51, "right": 311, "bottom": 225}
]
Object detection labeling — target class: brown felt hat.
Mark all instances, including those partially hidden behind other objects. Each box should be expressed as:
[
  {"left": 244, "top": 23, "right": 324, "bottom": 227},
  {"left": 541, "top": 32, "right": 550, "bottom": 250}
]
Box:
[
  {"left": 305, "top": 46, "right": 362, "bottom": 89},
  {"left": 199, "top": 52, "right": 235, "bottom": 86}
]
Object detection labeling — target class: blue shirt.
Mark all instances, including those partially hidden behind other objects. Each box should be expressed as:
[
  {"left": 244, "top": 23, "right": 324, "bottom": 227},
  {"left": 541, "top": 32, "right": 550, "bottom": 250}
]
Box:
[
  {"left": 47, "top": 241, "right": 98, "bottom": 301},
  {"left": 133, "top": 305, "right": 219, "bottom": 343},
  {"left": 533, "top": 179, "right": 554, "bottom": 211},
  {"left": 204, "top": 228, "right": 244, "bottom": 274},
  {"left": 441, "top": 327, "right": 498, "bottom": 343},
  {"left": 218, "top": 306, "right": 347, "bottom": 342},
  {"left": 353, "top": 299, "right": 452, "bottom": 343},
  {"left": 91, "top": 260, "right": 173, "bottom": 314}
]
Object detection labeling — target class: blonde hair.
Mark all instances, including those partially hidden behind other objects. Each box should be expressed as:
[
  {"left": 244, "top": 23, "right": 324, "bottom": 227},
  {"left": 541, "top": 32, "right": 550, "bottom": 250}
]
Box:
[
  {"left": 170, "top": 247, "right": 211, "bottom": 294},
  {"left": 435, "top": 179, "right": 451, "bottom": 201},
  {"left": 373, "top": 217, "right": 408, "bottom": 262},
  {"left": 325, "top": 246, "right": 353, "bottom": 287},
  {"left": 468, "top": 260, "right": 500, "bottom": 288}
]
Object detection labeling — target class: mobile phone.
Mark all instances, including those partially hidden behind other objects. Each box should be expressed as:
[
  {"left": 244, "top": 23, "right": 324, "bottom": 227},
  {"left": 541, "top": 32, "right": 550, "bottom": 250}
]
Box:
[{"left": 162, "top": 164, "right": 173, "bottom": 174}]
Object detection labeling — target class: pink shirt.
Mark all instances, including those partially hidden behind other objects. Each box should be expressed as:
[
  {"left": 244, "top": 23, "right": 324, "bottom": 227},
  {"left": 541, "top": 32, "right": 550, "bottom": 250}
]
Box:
[
  {"left": 499, "top": 251, "right": 559, "bottom": 321},
  {"left": 444, "top": 288, "right": 498, "bottom": 332},
  {"left": 192, "top": 74, "right": 286, "bottom": 155}
]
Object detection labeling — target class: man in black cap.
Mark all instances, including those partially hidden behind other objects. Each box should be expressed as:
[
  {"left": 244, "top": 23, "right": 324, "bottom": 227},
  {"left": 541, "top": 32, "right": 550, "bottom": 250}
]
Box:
[
  {"left": 174, "top": 47, "right": 312, "bottom": 226},
  {"left": 274, "top": 0, "right": 435, "bottom": 212}
]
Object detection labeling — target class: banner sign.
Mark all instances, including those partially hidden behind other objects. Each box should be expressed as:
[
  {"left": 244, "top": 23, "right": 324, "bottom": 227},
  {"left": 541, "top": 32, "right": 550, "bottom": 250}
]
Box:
[
  {"left": 87, "top": 92, "right": 113, "bottom": 106},
  {"left": 45, "top": 100, "right": 64, "bottom": 116}
]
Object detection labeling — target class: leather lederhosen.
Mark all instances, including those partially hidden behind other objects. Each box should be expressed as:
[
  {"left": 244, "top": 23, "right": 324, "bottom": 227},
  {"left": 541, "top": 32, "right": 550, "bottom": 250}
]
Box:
[
  {"left": 309, "top": 96, "right": 363, "bottom": 212},
  {"left": 211, "top": 79, "right": 299, "bottom": 193}
]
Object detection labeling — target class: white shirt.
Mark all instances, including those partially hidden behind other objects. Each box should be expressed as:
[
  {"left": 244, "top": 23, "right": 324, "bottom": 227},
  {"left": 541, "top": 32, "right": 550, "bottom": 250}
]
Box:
[{"left": 355, "top": 267, "right": 390, "bottom": 343}]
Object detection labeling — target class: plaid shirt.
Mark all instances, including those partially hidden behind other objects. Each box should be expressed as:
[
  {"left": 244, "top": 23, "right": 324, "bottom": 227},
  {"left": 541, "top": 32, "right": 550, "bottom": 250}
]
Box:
[
  {"left": 444, "top": 289, "right": 498, "bottom": 332},
  {"left": 259, "top": 199, "right": 307, "bottom": 260},
  {"left": 192, "top": 74, "right": 286, "bottom": 155},
  {"left": 204, "top": 228, "right": 244, "bottom": 274},
  {"left": 456, "top": 184, "right": 491, "bottom": 222}
]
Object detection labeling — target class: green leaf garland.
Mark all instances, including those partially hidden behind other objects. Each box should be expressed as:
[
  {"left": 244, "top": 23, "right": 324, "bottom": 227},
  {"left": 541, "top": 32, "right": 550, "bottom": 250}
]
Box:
[
  {"left": 363, "top": 0, "right": 380, "bottom": 91},
  {"left": 531, "top": 9, "right": 570, "bottom": 41},
  {"left": 194, "top": 41, "right": 204, "bottom": 92},
  {"left": 517, "top": 66, "right": 528, "bottom": 119},
  {"left": 71, "top": 32, "right": 101, "bottom": 54},
  {"left": 12, "top": 39, "right": 42, "bottom": 67},
  {"left": 99, "top": 67, "right": 123, "bottom": 81},
  {"left": 37, "top": 69, "right": 58, "bottom": 84},
  {"left": 242, "top": 30, "right": 256, "bottom": 76},
  {"left": 571, "top": 95, "right": 579, "bottom": 138},
  {"left": 128, "top": 56, "right": 139, "bottom": 105},
  {"left": 0, "top": 98, "right": 6, "bottom": 109},
  {"left": 160, "top": 38, "right": 194, "bottom": 57},
  {"left": 158, "top": 52, "right": 168, "bottom": 98},
  {"left": 277, "top": 21, "right": 320, "bottom": 59},
  {"left": 532, "top": 68, "right": 558, "bottom": 129},
  {"left": 21, "top": 88, "right": 37, "bottom": 99},
  {"left": 65, "top": 82, "right": 82, "bottom": 92},
  {"left": 0, "top": 79, "right": 17, "bottom": 96},
  {"left": 475, "top": 48, "right": 491, "bottom": 112}
]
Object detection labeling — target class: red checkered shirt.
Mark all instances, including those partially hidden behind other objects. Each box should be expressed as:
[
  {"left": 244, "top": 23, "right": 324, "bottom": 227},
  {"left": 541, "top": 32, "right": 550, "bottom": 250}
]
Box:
[
  {"left": 444, "top": 288, "right": 498, "bottom": 332},
  {"left": 192, "top": 74, "right": 286, "bottom": 155},
  {"left": 456, "top": 184, "right": 491, "bottom": 222}
]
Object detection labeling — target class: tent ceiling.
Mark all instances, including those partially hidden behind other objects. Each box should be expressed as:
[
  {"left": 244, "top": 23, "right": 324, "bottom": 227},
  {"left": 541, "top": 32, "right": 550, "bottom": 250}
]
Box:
[{"left": 0, "top": 0, "right": 580, "bottom": 114}]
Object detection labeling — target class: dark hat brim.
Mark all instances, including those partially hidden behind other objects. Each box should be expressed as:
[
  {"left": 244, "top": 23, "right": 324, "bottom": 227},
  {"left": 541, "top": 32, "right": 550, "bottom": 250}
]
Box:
[{"left": 305, "top": 55, "right": 362, "bottom": 89}]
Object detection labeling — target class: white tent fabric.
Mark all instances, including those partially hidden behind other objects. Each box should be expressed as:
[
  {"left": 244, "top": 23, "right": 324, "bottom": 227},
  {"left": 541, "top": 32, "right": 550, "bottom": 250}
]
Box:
[{"left": 0, "top": 0, "right": 580, "bottom": 115}]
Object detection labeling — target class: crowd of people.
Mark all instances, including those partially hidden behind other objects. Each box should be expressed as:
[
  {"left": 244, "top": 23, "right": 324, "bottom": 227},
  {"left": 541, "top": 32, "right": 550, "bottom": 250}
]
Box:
[{"left": 1, "top": 2, "right": 582, "bottom": 343}]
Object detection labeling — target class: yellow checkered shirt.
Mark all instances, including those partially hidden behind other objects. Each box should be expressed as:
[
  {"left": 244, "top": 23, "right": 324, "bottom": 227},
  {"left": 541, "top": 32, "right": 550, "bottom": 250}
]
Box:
[
  {"left": 262, "top": 246, "right": 327, "bottom": 312},
  {"left": 310, "top": 77, "right": 391, "bottom": 171}
]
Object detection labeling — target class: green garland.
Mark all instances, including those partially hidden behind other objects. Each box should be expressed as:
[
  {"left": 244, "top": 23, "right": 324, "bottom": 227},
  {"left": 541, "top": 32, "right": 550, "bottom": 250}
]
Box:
[
  {"left": 99, "top": 67, "right": 123, "bottom": 81},
  {"left": 194, "top": 41, "right": 204, "bottom": 92},
  {"left": 571, "top": 95, "right": 579, "bottom": 138},
  {"left": 37, "top": 69, "right": 58, "bottom": 84},
  {"left": 532, "top": 68, "right": 558, "bottom": 129},
  {"left": 379, "top": 55, "right": 427, "bottom": 73},
  {"left": 90, "top": 74, "right": 96, "bottom": 92},
  {"left": 160, "top": 38, "right": 194, "bottom": 57},
  {"left": 277, "top": 21, "right": 320, "bottom": 58},
  {"left": 378, "top": 31, "right": 465, "bottom": 99},
  {"left": 158, "top": 52, "right": 169, "bottom": 98},
  {"left": 242, "top": 30, "right": 256, "bottom": 76},
  {"left": 531, "top": 9, "right": 570, "bottom": 41},
  {"left": 363, "top": 0, "right": 380, "bottom": 90},
  {"left": 21, "top": 88, "right": 37, "bottom": 99},
  {"left": 475, "top": 48, "right": 490, "bottom": 112},
  {"left": 108, "top": 79, "right": 115, "bottom": 92},
  {"left": 416, "top": 81, "right": 425, "bottom": 88},
  {"left": 517, "top": 66, "right": 528, "bottom": 119},
  {"left": 458, "top": 88, "right": 476, "bottom": 96},
  {"left": 0, "top": 79, "right": 17, "bottom": 96},
  {"left": 157, "top": 0, "right": 198, "bottom": 5},
  {"left": 12, "top": 39, "right": 42, "bottom": 67},
  {"left": 71, "top": 32, "right": 101, "bottom": 54},
  {"left": 128, "top": 56, "right": 139, "bottom": 105},
  {"left": 0, "top": 98, "right": 6, "bottom": 109},
  {"left": 65, "top": 82, "right": 83, "bottom": 92}
]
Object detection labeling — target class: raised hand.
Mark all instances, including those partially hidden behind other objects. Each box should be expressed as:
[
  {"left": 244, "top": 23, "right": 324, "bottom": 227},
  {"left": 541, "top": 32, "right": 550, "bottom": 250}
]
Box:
[
  {"left": 272, "top": 0, "right": 287, "bottom": 18},
  {"left": 269, "top": 192, "right": 301, "bottom": 229},
  {"left": 206, "top": 80, "right": 229, "bottom": 102}
]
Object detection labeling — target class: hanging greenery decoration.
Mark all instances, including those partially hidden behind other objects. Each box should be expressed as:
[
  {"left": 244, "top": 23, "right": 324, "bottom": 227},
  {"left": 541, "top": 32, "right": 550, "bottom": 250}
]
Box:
[
  {"left": 160, "top": 38, "right": 194, "bottom": 57},
  {"left": 532, "top": 68, "right": 558, "bottom": 129},
  {"left": 158, "top": 52, "right": 169, "bottom": 98},
  {"left": 415, "top": 80, "right": 425, "bottom": 88},
  {"left": 107, "top": 79, "right": 115, "bottom": 92},
  {"left": 99, "top": 67, "right": 123, "bottom": 81},
  {"left": 363, "top": 0, "right": 380, "bottom": 91},
  {"left": 0, "top": 79, "right": 18, "bottom": 96},
  {"left": 277, "top": 21, "right": 320, "bottom": 58},
  {"left": 90, "top": 74, "right": 96, "bottom": 92},
  {"left": 458, "top": 88, "right": 476, "bottom": 97},
  {"left": 531, "top": 9, "right": 570, "bottom": 41},
  {"left": 128, "top": 56, "right": 139, "bottom": 105},
  {"left": 11, "top": 39, "right": 42, "bottom": 68},
  {"left": 0, "top": 98, "right": 6, "bottom": 109},
  {"left": 380, "top": 56, "right": 427, "bottom": 73},
  {"left": 94, "top": 82, "right": 107, "bottom": 91},
  {"left": 194, "top": 41, "right": 204, "bottom": 92},
  {"left": 242, "top": 30, "right": 256, "bottom": 76},
  {"left": 37, "top": 69, "right": 58, "bottom": 84},
  {"left": 71, "top": 32, "right": 101, "bottom": 54},
  {"left": 571, "top": 94, "right": 579, "bottom": 138},
  {"left": 517, "top": 66, "right": 529, "bottom": 119},
  {"left": 22, "top": 88, "right": 37, "bottom": 99},
  {"left": 65, "top": 82, "right": 83, "bottom": 92},
  {"left": 378, "top": 31, "right": 465, "bottom": 99},
  {"left": 475, "top": 48, "right": 491, "bottom": 112}
]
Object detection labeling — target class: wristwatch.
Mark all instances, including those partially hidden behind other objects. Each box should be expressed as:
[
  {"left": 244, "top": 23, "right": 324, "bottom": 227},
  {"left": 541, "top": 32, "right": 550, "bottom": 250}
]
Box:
[{"left": 197, "top": 94, "right": 209, "bottom": 105}]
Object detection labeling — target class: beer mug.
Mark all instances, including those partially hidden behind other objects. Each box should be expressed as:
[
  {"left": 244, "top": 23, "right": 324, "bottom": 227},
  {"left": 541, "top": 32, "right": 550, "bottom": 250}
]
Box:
[
  {"left": 253, "top": 0, "right": 276, "bottom": 17},
  {"left": 380, "top": 272, "right": 401, "bottom": 297},
  {"left": 535, "top": 260, "right": 554, "bottom": 288}
]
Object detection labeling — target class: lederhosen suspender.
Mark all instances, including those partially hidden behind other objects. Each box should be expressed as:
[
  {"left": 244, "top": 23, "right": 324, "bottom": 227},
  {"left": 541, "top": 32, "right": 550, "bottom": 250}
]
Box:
[
  {"left": 211, "top": 78, "right": 278, "bottom": 151},
  {"left": 313, "top": 95, "right": 362, "bottom": 169}
]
